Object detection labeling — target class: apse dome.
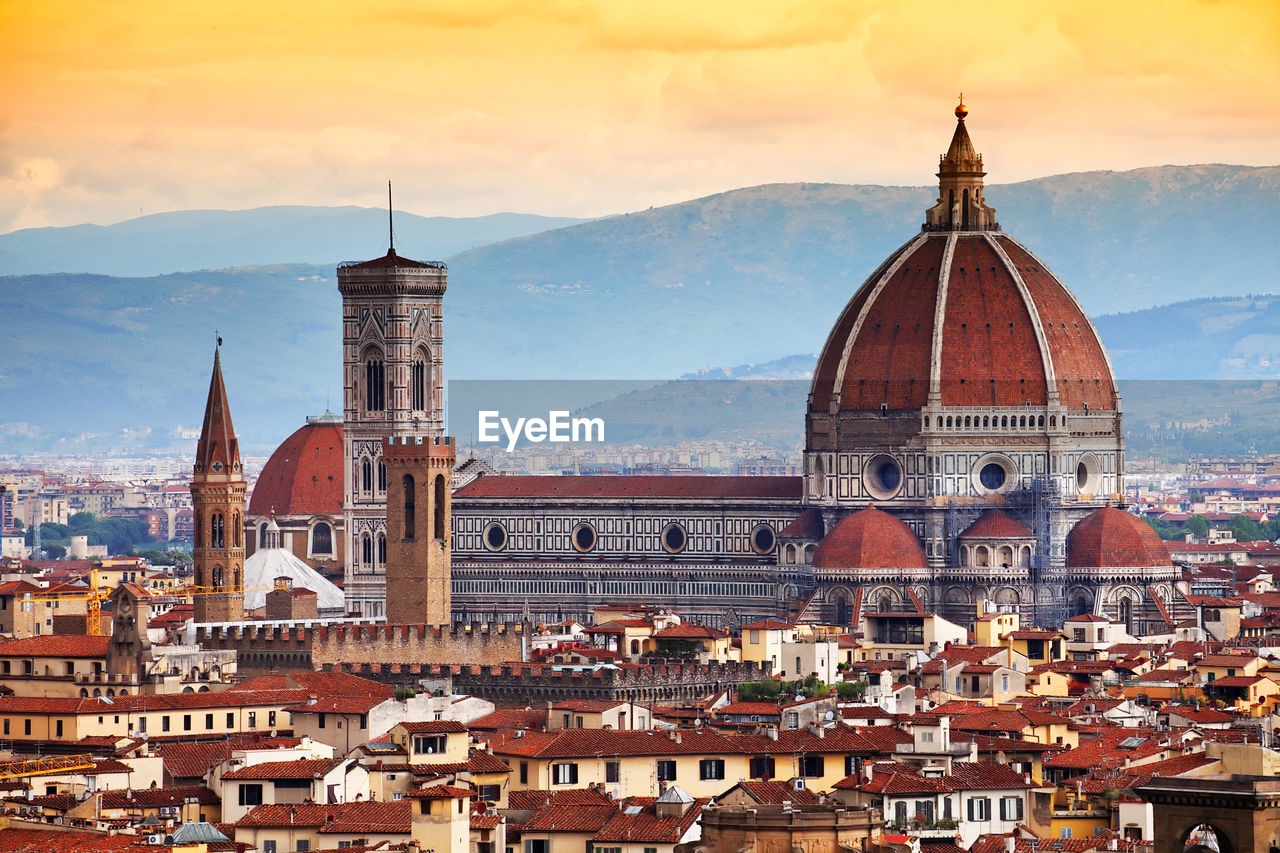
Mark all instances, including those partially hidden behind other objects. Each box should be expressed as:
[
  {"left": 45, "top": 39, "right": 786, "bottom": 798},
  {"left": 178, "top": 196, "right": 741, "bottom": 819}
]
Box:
[
  {"left": 1067, "top": 506, "right": 1173, "bottom": 569},
  {"left": 811, "top": 505, "right": 926, "bottom": 570}
]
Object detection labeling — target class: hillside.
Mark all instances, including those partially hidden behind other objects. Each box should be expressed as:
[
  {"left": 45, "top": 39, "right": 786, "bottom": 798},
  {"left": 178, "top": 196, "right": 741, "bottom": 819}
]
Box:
[
  {"left": 4, "top": 164, "right": 1280, "bottom": 456},
  {"left": 0, "top": 207, "right": 588, "bottom": 277}
]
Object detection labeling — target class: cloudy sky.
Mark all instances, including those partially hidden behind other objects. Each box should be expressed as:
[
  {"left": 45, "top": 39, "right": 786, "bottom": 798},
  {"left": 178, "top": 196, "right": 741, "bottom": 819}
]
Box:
[{"left": 2, "top": 0, "right": 1278, "bottom": 231}]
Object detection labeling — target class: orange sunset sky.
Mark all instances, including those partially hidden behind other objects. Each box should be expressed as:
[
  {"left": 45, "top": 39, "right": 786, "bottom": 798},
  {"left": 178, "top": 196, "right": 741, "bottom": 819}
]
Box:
[{"left": 1, "top": 0, "right": 1278, "bottom": 232}]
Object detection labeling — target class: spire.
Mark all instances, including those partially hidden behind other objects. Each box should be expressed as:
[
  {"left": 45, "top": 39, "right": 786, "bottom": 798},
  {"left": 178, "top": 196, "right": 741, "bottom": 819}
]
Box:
[
  {"left": 924, "top": 94, "right": 998, "bottom": 232},
  {"left": 195, "top": 346, "right": 241, "bottom": 475}
]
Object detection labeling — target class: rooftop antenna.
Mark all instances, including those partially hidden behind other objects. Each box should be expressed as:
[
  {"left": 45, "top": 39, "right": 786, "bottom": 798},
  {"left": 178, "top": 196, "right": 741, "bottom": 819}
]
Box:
[{"left": 388, "top": 180, "right": 395, "bottom": 253}]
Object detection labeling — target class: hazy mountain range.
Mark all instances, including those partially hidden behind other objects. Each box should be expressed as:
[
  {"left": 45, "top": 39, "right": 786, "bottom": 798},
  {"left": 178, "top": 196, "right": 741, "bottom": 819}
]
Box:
[{"left": 2, "top": 163, "right": 1279, "bottom": 456}]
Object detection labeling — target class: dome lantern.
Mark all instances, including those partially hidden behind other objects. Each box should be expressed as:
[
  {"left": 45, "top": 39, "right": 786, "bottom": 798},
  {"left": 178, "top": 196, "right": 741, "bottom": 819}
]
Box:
[{"left": 925, "top": 96, "right": 998, "bottom": 232}]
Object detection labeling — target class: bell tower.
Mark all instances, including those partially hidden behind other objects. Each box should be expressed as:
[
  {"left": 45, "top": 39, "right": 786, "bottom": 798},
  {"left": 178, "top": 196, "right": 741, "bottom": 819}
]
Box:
[
  {"left": 383, "top": 435, "right": 455, "bottom": 624},
  {"left": 190, "top": 346, "right": 247, "bottom": 623},
  {"left": 338, "top": 224, "right": 447, "bottom": 618}
]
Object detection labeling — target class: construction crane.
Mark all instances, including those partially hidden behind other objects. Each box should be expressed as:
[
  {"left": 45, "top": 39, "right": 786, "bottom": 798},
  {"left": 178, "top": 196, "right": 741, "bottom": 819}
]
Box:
[
  {"left": 0, "top": 753, "right": 95, "bottom": 781},
  {"left": 21, "top": 584, "right": 109, "bottom": 636}
]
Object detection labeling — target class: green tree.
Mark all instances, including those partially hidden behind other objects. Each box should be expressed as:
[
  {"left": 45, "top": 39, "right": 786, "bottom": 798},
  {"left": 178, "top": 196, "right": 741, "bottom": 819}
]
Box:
[
  {"left": 836, "top": 679, "right": 868, "bottom": 700},
  {"left": 1182, "top": 515, "right": 1210, "bottom": 539},
  {"left": 737, "top": 680, "right": 783, "bottom": 703}
]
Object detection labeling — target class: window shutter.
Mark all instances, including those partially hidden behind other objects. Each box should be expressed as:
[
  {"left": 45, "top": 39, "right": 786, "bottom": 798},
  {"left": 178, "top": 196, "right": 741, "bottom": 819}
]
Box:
[{"left": 967, "top": 799, "right": 975, "bottom": 821}]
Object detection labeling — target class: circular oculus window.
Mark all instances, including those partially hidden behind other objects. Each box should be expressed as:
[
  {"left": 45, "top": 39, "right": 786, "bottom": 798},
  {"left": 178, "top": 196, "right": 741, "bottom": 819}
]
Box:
[
  {"left": 751, "top": 524, "right": 776, "bottom": 555},
  {"left": 661, "top": 522, "right": 688, "bottom": 554},
  {"left": 864, "top": 454, "right": 903, "bottom": 500},
  {"left": 572, "top": 522, "right": 597, "bottom": 553},
  {"left": 483, "top": 522, "right": 508, "bottom": 552},
  {"left": 972, "top": 456, "right": 1016, "bottom": 494}
]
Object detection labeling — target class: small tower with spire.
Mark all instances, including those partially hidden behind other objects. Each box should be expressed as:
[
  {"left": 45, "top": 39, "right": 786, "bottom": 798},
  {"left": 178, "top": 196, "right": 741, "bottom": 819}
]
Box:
[
  {"left": 925, "top": 95, "right": 999, "bottom": 231},
  {"left": 190, "top": 346, "right": 247, "bottom": 623}
]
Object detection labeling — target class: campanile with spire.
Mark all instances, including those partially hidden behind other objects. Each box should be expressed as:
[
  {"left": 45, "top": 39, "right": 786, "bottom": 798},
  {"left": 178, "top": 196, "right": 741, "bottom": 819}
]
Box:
[
  {"left": 337, "top": 199, "right": 448, "bottom": 618},
  {"left": 191, "top": 347, "right": 247, "bottom": 623}
]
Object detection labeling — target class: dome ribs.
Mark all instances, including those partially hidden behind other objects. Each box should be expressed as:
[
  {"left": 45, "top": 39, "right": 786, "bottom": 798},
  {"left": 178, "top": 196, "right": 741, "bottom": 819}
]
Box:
[
  {"left": 998, "top": 238, "right": 1118, "bottom": 412},
  {"left": 812, "top": 506, "right": 927, "bottom": 570},
  {"left": 939, "top": 237, "right": 1047, "bottom": 407},
  {"left": 809, "top": 238, "right": 919, "bottom": 413},
  {"left": 1067, "top": 507, "right": 1172, "bottom": 569},
  {"left": 838, "top": 236, "right": 944, "bottom": 410}
]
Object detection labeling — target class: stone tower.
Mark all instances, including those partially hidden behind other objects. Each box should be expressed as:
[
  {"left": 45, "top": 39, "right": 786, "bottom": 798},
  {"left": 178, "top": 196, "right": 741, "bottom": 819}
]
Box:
[
  {"left": 191, "top": 347, "right": 247, "bottom": 623},
  {"left": 382, "top": 435, "right": 455, "bottom": 625},
  {"left": 106, "top": 583, "right": 152, "bottom": 681},
  {"left": 338, "top": 247, "right": 447, "bottom": 618}
]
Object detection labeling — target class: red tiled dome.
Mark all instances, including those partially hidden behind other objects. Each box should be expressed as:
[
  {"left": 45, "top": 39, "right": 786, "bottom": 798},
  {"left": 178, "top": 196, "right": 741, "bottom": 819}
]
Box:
[
  {"left": 808, "top": 109, "right": 1116, "bottom": 419},
  {"left": 959, "top": 509, "right": 1033, "bottom": 540},
  {"left": 248, "top": 419, "right": 344, "bottom": 517},
  {"left": 1066, "top": 507, "right": 1172, "bottom": 569},
  {"left": 809, "top": 232, "right": 1116, "bottom": 414},
  {"left": 812, "top": 506, "right": 926, "bottom": 570}
]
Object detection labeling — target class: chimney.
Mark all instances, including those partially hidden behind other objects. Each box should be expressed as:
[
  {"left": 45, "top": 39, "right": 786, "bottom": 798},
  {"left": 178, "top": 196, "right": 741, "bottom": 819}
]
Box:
[
  {"left": 996, "top": 750, "right": 1007, "bottom": 765},
  {"left": 766, "top": 726, "right": 778, "bottom": 741},
  {"left": 1004, "top": 837, "right": 1015, "bottom": 853}
]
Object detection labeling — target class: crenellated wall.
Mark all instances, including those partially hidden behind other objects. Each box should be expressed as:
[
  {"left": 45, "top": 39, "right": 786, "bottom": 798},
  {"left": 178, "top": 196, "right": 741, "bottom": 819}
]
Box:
[{"left": 195, "top": 621, "right": 526, "bottom": 677}]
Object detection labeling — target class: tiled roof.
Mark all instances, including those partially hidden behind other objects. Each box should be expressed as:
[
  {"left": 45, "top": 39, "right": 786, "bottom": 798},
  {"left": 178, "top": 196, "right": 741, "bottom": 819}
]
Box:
[
  {"left": 812, "top": 506, "right": 926, "bottom": 570},
  {"left": 1067, "top": 507, "right": 1172, "bottom": 569},
  {"left": 455, "top": 475, "right": 802, "bottom": 500},
  {"left": 0, "top": 689, "right": 310, "bottom": 717},
  {"left": 507, "top": 788, "right": 614, "bottom": 811},
  {"left": 740, "top": 619, "right": 795, "bottom": 631},
  {"left": 717, "top": 702, "right": 783, "bottom": 717},
  {"left": 721, "top": 780, "right": 819, "bottom": 804},
  {"left": 287, "top": 694, "right": 388, "bottom": 714},
  {"left": 246, "top": 420, "right": 344, "bottom": 517},
  {"left": 521, "top": 805, "right": 618, "bottom": 833},
  {"left": 946, "top": 761, "right": 1035, "bottom": 790},
  {"left": 1207, "top": 675, "right": 1266, "bottom": 687},
  {"left": 654, "top": 623, "right": 724, "bottom": 639},
  {"left": 1167, "top": 706, "right": 1234, "bottom": 723},
  {"left": 777, "top": 508, "right": 824, "bottom": 540},
  {"left": 551, "top": 699, "right": 627, "bottom": 712},
  {"left": 0, "top": 635, "right": 109, "bottom": 658},
  {"left": 156, "top": 737, "right": 300, "bottom": 779},
  {"left": 230, "top": 670, "right": 394, "bottom": 698},
  {"left": 398, "top": 720, "right": 468, "bottom": 733},
  {"left": 220, "top": 757, "right": 341, "bottom": 780},
  {"left": 100, "top": 785, "right": 219, "bottom": 809},
  {"left": 593, "top": 796, "right": 708, "bottom": 843},
  {"left": 236, "top": 801, "right": 410, "bottom": 833},
  {"left": 467, "top": 708, "right": 546, "bottom": 732},
  {"left": 406, "top": 784, "right": 473, "bottom": 799},
  {"left": 959, "top": 509, "right": 1033, "bottom": 540}
]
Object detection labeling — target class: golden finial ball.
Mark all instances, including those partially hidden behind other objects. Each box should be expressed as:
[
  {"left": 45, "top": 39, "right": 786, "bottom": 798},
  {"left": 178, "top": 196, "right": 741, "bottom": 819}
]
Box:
[{"left": 955, "top": 100, "right": 968, "bottom": 120}]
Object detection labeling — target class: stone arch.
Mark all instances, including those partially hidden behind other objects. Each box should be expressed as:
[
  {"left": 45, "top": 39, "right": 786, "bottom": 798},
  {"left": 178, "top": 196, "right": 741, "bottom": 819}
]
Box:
[
  {"left": 997, "top": 545, "right": 1014, "bottom": 567},
  {"left": 1067, "top": 587, "right": 1094, "bottom": 617},
  {"left": 869, "top": 586, "right": 899, "bottom": 611},
  {"left": 994, "top": 587, "right": 1020, "bottom": 606},
  {"left": 975, "top": 545, "right": 990, "bottom": 567},
  {"left": 827, "top": 586, "right": 855, "bottom": 625},
  {"left": 803, "top": 544, "right": 817, "bottom": 563},
  {"left": 1019, "top": 545, "right": 1032, "bottom": 568},
  {"left": 945, "top": 586, "right": 970, "bottom": 606},
  {"left": 784, "top": 544, "right": 796, "bottom": 563},
  {"left": 1178, "top": 821, "right": 1234, "bottom": 853}
]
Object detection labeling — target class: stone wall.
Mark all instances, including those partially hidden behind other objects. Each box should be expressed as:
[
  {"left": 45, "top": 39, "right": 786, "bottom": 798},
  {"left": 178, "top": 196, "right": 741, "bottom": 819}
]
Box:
[
  {"left": 321, "top": 659, "right": 772, "bottom": 705},
  {"left": 195, "top": 621, "right": 525, "bottom": 678}
]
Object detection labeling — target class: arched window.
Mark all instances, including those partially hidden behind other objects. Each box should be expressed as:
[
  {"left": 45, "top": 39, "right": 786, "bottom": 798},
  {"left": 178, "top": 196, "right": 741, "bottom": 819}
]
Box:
[
  {"left": 377, "top": 461, "right": 386, "bottom": 493},
  {"left": 362, "top": 458, "right": 373, "bottom": 493},
  {"left": 364, "top": 351, "right": 385, "bottom": 412},
  {"left": 211, "top": 513, "right": 224, "bottom": 548},
  {"left": 403, "top": 474, "right": 416, "bottom": 540},
  {"left": 411, "top": 348, "right": 429, "bottom": 411},
  {"left": 212, "top": 566, "right": 224, "bottom": 588},
  {"left": 361, "top": 534, "right": 372, "bottom": 567},
  {"left": 962, "top": 187, "right": 970, "bottom": 229},
  {"left": 311, "top": 522, "right": 333, "bottom": 556},
  {"left": 258, "top": 523, "right": 267, "bottom": 548},
  {"left": 377, "top": 533, "right": 386, "bottom": 566},
  {"left": 232, "top": 512, "right": 241, "bottom": 547},
  {"left": 433, "top": 474, "right": 446, "bottom": 541}
]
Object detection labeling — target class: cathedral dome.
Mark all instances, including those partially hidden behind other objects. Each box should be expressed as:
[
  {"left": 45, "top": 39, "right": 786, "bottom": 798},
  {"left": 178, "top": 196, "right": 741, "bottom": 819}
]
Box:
[
  {"left": 1066, "top": 507, "right": 1172, "bottom": 569},
  {"left": 959, "top": 509, "right": 1033, "bottom": 540},
  {"left": 808, "top": 107, "right": 1117, "bottom": 419},
  {"left": 248, "top": 414, "right": 344, "bottom": 517},
  {"left": 812, "top": 505, "right": 926, "bottom": 569}
]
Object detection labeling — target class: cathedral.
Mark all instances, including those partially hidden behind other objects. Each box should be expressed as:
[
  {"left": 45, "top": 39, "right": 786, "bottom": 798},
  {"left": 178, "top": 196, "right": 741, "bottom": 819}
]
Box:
[{"left": 240, "top": 101, "right": 1179, "bottom": 633}]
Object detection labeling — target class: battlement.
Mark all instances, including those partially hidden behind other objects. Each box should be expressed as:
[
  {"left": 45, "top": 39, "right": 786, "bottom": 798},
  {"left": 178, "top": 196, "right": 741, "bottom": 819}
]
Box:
[
  {"left": 197, "top": 620, "right": 525, "bottom": 677},
  {"left": 321, "top": 659, "right": 771, "bottom": 705}
]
